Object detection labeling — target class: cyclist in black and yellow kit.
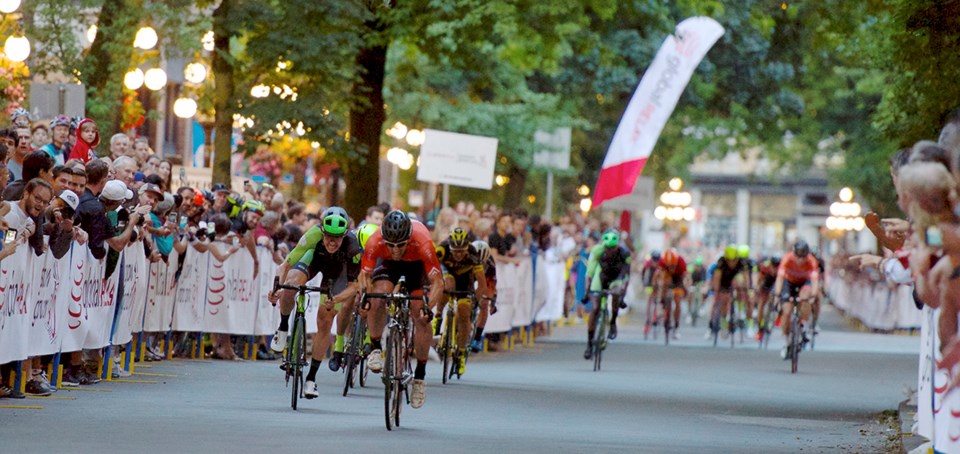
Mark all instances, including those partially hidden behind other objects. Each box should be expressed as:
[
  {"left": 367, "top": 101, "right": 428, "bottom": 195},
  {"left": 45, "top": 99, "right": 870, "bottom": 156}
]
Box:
[{"left": 434, "top": 227, "right": 488, "bottom": 375}]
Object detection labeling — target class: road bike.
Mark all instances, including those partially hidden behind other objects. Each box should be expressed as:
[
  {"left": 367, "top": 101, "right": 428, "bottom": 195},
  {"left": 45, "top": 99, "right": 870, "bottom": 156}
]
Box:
[
  {"left": 590, "top": 289, "right": 619, "bottom": 371},
  {"left": 757, "top": 292, "right": 779, "bottom": 350},
  {"left": 783, "top": 294, "right": 813, "bottom": 374},
  {"left": 273, "top": 277, "right": 326, "bottom": 411},
  {"left": 361, "top": 276, "right": 427, "bottom": 431},
  {"left": 341, "top": 294, "right": 370, "bottom": 397},
  {"left": 439, "top": 290, "right": 479, "bottom": 383},
  {"left": 688, "top": 282, "right": 704, "bottom": 327},
  {"left": 658, "top": 286, "right": 676, "bottom": 346}
]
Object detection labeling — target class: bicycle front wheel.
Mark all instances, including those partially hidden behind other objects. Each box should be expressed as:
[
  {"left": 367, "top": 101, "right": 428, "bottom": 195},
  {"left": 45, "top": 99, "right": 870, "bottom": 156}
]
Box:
[
  {"left": 790, "top": 313, "right": 801, "bottom": 374},
  {"left": 290, "top": 315, "right": 306, "bottom": 410},
  {"left": 384, "top": 326, "right": 398, "bottom": 430},
  {"left": 663, "top": 298, "right": 672, "bottom": 346},
  {"left": 342, "top": 320, "right": 359, "bottom": 397},
  {"left": 593, "top": 302, "right": 607, "bottom": 372},
  {"left": 441, "top": 309, "right": 454, "bottom": 384}
]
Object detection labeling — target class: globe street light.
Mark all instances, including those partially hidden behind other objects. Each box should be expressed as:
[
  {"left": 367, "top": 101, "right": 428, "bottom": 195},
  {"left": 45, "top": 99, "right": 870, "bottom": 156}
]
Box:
[
  {"left": 184, "top": 63, "right": 207, "bottom": 84},
  {"left": 124, "top": 68, "right": 144, "bottom": 90},
  {"left": 405, "top": 129, "right": 425, "bottom": 147},
  {"left": 202, "top": 31, "right": 214, "bottom": 52},
  {"left": 3, "top": 34, "right": 30, "bottom": 62},
  {"left": 173, "top": 97, "right": 198, "bottom": 119},
  {"left": 0, "top": 0, "right": 21, "bottom": 14},
  {"left": 143, "top": 68, "right": 167, "bottom": 91},
  {"left": 134, "top": 26, "right": 158, "bottom": 50},
  {"left": 86, "top": 24, "right": 98, "bottom": 45}
]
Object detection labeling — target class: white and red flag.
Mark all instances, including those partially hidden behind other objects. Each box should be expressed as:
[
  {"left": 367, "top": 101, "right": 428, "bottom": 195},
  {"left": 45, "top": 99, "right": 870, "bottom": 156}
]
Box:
[{"left": 592, "top": 17, "right": 724, "bottom": 208}]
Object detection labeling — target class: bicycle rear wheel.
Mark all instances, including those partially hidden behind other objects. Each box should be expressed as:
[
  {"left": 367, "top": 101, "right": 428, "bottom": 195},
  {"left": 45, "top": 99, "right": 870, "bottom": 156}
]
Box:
[
  {"left": 342, "top": 317, "right": 360, "bottom": 397},
  {"left": 290, "top": 315, "right": 305, "bottom": 410},
  {"left": 441, "top": 308, "right": 454, "bottom": 384},
  {"left": 593, "top": 301, "right": 607, "bottom": 372},
  {"left": 663, "top": 297, "right": 672, "bottom": 346}
]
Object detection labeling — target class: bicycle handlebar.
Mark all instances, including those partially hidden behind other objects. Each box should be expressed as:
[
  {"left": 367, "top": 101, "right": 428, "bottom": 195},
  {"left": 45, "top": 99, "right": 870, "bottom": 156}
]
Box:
[
  {"left": 361, "top": 292, "right": 425, "bottom": 301},
  {"left": 445, "top": 290, "right": 475, "bottom": 298},
  {"left": 273, "top": 276, "right": 326, "bottom": 295}
]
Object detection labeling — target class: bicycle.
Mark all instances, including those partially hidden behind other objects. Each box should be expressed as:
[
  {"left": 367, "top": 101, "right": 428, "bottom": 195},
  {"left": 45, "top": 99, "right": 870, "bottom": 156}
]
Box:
[
  {"left": 660, "top": 286, "right": 674, "bottom": 346},
  {"left": 757, "top": 292, "right": 779, "bottom": 350},
  {"left": 439, "top": 290, "right": 479, "bottom": 383},
  {"left": 688, "top": 283, "right": 703, "bottom": 327},
  {"left": 361, "top": 276, "right": 428, "bottom": 431},
  {"left": 783, "top": 295, "right": 812, "bottom": 374},
  {"left": 272, "top": 277, "right": 327, "bottom": 411},
  {"left": 341, "top": 295, "right": 370, "bottom": 397},
  {"left": 589, "top": 289, "right": 616, "bottom": 372}
]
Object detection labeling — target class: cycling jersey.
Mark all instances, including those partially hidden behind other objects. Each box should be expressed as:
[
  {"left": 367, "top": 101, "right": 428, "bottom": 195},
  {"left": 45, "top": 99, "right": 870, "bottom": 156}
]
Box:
[
  {"left": 713, "top": 257, "right": 745, "bottom": 290},
  {"left": 777, "top": 251, "right": 819, "bottom": 285},
  {"left": 291, "top": 230, "right": 363, "bottom": 291},
  {"left": 587, "top": 244, "right": 631, "bottom": 291},
  {"left": 657, "top": 255, "right": 687, "bottom": 288},
  {"left": 757, "top": 260, "right": 778, "bottom": 290},
  {"left": 690, "top": 265, "right": 707, "bottom": 284},
  {"left": 287, "top": 225, "right": 324, "bottom": 266},
  {"left": 435, "top": 240, "right": 484, "bottom": 291},
  {"left": 362, "top": 220, "right": 441, "bottom": 291}
]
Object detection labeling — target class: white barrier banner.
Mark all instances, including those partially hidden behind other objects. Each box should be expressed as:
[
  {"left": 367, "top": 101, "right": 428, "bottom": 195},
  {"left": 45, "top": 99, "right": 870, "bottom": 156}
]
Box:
[
  {"left": 172, "top": 248, "right": 210, "bottom": 332},
  {"left": 204, "top": 246, "right": 258, "bottom": 334},
  {"left": 120, "top": 243, "right": 149, "bottom": 339},
  {"left": 485, "top": 261, "right": 516, "bottom": 334},
  {"left": 28, "top": 242, "right": 71, "bottom": 356},
  {"left": 919, "top": 306, "right": 936, "bottom": 439},
  {"left": 254, "top": 248, "right": 280, "bottom": 336},
  {"left": 535, "top": 257, "right": 566, "bottom": 322},
  {"left": 512, "top": 259, "right": 533, "bottom": 327},
  {"left": 143, "top": 249, "right": 179, "bottom": 332},
  {"left": 73, "top": 247, "right": 121, "bottom": 349},
  {"left": 0, "top": 243, "right": 35, "bottom": 363}
]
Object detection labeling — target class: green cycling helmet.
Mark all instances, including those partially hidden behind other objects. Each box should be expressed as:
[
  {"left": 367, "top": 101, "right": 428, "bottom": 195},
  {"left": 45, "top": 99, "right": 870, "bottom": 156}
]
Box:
[
  {"left": 242, "top": 200, "right": 264, "bottom": 214},
  {"left": 321, "top": 206, "right": 349, "bottom": 237},
  {"left": 601, "top": 229, "right": 619, "bottom": 247},
  {"left": 738, "top": 244, "right": 750, "bottom": 259},
  {"left": 723, "top": 244, "right": 738, "bottom": 261},
  {"left": 694, "top": 256, "right": 703, "bottom": 266},
  {"left": 356, "top": 222, "right": 379, "bottom": 249}
]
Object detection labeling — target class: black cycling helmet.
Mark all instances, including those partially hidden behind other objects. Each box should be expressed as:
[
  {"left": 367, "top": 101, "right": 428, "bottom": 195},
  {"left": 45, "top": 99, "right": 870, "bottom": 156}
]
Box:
[
  {"left": 650, "top": 250, "right": 661, "bottom": 261},
  {"left": 770, "top": 255, "right": 781, "bottom": 267},
  {"left": 449, "top": 227, "right": 470, "bottom": 249},
  {"left": 381, "top": 210, "right": 412, "bottom": 244},
  {"left": 211, "top": 182, "right": 229, "bottom": 194},
  {"left": 321, "top": 206, "right": 348, "bottom": 237},
  {"left": 793, "top": 240, "right": 810, "bottom": 258}
]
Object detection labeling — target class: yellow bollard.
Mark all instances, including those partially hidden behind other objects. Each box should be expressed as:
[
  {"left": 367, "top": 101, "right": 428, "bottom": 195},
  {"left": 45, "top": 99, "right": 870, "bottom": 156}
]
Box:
[
  {"left": 105, "top": 357, "right": 114, "bottom": 382},
  {"left": 57, "top": 365, "right": 64, "bottom": 389},
  {"left": 483, "top": 338, "right": 488, "bottom": 353},
  {"left": 138, "top": 337, "right": 147, "bottom": 364}
]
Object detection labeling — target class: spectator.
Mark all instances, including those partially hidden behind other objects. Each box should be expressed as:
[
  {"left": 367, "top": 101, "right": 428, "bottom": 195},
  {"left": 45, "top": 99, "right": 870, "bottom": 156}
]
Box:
[
  {"left": 4, "top": 127, "right": 26, "bottom": 181},
  {"left": 68, "top": 118, "right": 99, "bottom": 163},
  {"left": 257, "top": 182, "right": 277, "bottom": 205},
  {"left": 157, "top": 159, "right": 172, "bottom": 191},
  {"left": 0, "top": 144, "right": 9, "bottom": 194},
  {"left": 132, "top": 137, "right": 151, "bottom": 165},
  {"left": 285, "top": 203, "right": 306, "bottom": 229},
  {"left": 488, "top": 212, "right": 519, "bottom": 265},
  {"left": 43, "top": 189, "right": 85, "bottom": 259},
  {"left": 40, "top": 116, "right": 71, "bottom": 166},
  {"left": 109, "top": 133, "right": 130, "bottom": 160},
  {"left": 2, "top": 150, "right": 55, "bottom": 201},
  {"left": 30, "top": 123, "right": 48, "bottom": 150},
  {"left": 143, "top": 155, "right": 160, "bottom": 177}
]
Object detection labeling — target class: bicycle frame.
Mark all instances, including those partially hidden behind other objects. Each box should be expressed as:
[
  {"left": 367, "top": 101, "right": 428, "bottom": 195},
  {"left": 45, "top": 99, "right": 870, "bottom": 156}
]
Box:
[{"left": 272, "top": 277, "right": 326, "bottom": 411}]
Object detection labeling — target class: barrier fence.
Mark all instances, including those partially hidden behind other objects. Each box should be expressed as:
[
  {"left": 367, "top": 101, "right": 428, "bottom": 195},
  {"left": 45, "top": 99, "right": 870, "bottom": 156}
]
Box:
[{"left": 0, "top": 240, "right": 566, "bottom": 390}]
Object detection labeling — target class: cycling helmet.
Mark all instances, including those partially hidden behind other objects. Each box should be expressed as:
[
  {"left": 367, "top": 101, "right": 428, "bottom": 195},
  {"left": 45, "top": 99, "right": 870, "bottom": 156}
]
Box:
[
  {"left": 50, "top": 115, "right": 71, "bottom": 129},
  {"left": 211, "top": 182, "right": 230, "bottom": 194},
  {"left": 381, "top": 210, "right": 412, "bottom": 244},
  {"left": 694, "top": 256, "right": 703, "bottom": 266},
  {"left": 10, "top": 108, "right": 29, "bottom": 125},
  {"left": 601, "top": 229, "right": 619, "bottom": 247},
  {"left": 663, "top": 249, "right": 679, "bottom": 267},
  {"left": 770, "top": 255, "right": 781, "bottom": 267},
  {"left": 242, "top": 200, "right": 264, "bottom": 214},
  {"left": 724, "top": 244, "right": 738, "bottom": 261},
  {"left": 449, "top": 227, "right": 470, "bottom": 249},
  {"left": 738, "top": 244, "right": 750, "bottom": 259},
  {"left": 472, "top": 240, "right": 491, "bottom": 263},
  {"left": 357, "top": 222, "right": 379, "bottom": 249},
  {"left": 650, "top": 250, "right": 661, "bottom": 261},
  {"left": 793, "top": 240, "right": 810, "bottom": 258},
  {"left": 321, "top": 206, "right": 348, "bottom": 237}
]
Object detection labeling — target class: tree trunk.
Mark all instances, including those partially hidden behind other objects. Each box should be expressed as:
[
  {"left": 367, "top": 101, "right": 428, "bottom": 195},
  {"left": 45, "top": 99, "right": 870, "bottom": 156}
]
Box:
[
  {"left": 291, "top": 159, "right": 307, "bottom": 201},
  {"left": 81, "top": 0, "right": 136, "bottom": 139},
  {"left": 343, "top": 16, "right": 388, "bottom": 217},
  {"left": 211, "top": 0, "right": 235, "bottom": 187},
  {"left": 503, "top": 165, "right": 527, "bottom": 210}
]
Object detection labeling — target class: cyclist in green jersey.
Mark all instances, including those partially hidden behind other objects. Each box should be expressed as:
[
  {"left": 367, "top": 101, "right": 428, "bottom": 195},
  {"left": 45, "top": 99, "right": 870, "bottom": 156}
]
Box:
[
  {"left": 327, "top": 221, "right": 380, "bottom": 371},
  {"left": 583, "top": 230, "right": 631, "bottom": 359},
  {"left": 267, "top": 207, "right": 362, "bottom": 399}
]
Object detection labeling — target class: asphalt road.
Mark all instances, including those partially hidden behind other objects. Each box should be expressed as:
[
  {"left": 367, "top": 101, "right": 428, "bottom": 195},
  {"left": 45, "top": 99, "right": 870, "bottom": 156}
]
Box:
[{"left": 1, "top": 304, "right": 917, "bottom": 453}]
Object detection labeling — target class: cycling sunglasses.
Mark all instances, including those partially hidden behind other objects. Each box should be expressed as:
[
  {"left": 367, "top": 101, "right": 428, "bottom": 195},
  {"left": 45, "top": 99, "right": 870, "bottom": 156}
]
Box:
[{"left": 385, "top": 241, "right": 408, "bottom": 249}]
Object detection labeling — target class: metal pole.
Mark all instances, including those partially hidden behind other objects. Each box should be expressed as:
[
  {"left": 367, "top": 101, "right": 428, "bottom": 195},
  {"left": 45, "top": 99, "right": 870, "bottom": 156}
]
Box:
[
  {"left": 545, "top": 171, "right": 554, "bottom": 221},
  {"left": 390, "top": 164, "right": 399, "bottom": 208},
  {"left": 442, "top": 183, "right": 449, "bottom": 208}
]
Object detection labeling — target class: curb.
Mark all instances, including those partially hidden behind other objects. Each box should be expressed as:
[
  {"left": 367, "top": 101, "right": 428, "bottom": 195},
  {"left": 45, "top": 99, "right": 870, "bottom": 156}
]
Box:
[{"left": 899, "top": 397, "right": 928, "bottom": 453}]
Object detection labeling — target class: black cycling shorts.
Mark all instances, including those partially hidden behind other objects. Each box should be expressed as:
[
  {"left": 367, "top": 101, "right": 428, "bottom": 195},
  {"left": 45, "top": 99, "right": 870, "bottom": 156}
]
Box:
[
  {"left": 373, "top": 260, "right": 425, "bottom": 292},
  {"left": 780, "top": 280, "right": 810, "bottom": 302}
]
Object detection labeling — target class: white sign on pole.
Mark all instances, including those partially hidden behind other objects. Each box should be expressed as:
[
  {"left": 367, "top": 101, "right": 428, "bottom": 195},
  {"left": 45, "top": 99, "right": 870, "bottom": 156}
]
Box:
[
  {"left": 416, "top": 129, "right": 498, "bottom": 190},
  {"left": 532, "top": 128, "right": 571, "bottom": 170}
]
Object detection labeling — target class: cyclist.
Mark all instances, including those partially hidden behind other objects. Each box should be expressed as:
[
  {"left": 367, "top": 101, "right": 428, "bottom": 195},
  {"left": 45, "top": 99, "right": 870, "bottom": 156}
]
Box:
[
  {"left": 583, "top": 229, "right": 631, "bottom": 359},
  {"left": 434, "top": 227, "right": 488, "bottom": 375},
  {"left": 641, "top": 250, "right": 661, "bottom": 336},
  {"left": 736, "top": 244, "right": 756, "bottom": 336},
  {"left": 328, "top": 221, "right": 380, "bottom": 371},
  {"left": 471, "top": 240, "right": 497, "bottom": 353},
  {"left": 688, "top": 256, "right": 708, "bottom": 324},
  {"left": 359, "top": 210, "right": 444, "bottom": 409},
  {"left": 755, "top": 255, "right": 780, "bottom": 339},
  {"left": 710, "top": 244, "right": 747, "bottom": 336},
  {"left": 652, "top": 248, "right": 687, "bottom": 338},
  {"left": 774, "top": 240, "right": 820, "bottom": 360},
  {"left": 267, "top": 207, "right": 362, "bottom": 399}
]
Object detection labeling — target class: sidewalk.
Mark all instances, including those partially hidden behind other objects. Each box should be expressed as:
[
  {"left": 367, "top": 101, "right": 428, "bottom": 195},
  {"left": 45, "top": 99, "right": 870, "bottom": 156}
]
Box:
[{"left": 899, "top": 395, "right": 928, "bottom": 454}]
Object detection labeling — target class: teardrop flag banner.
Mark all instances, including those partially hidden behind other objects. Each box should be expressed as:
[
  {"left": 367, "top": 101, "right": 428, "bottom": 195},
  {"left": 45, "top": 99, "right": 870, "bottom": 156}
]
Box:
[{"left": 592, "top": 17, "right": 724, "bottom": 208}]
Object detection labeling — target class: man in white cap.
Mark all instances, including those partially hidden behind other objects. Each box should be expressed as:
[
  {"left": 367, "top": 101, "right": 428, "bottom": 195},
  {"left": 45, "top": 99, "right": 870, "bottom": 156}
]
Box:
[{"left": 44, "top": 189, "right": 87, "bottom": 259}]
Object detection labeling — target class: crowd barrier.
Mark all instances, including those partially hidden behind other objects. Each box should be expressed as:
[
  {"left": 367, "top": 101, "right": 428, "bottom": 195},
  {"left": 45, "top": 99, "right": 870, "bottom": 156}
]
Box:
[{"left": 824, "top": 272, "right": 922, "bottom": 330}]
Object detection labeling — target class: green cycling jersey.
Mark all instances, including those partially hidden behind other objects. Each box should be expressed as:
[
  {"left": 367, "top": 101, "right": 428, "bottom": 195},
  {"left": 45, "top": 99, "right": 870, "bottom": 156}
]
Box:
[{"left": 286, "top": 225, "right": 325, "bottom": 266}]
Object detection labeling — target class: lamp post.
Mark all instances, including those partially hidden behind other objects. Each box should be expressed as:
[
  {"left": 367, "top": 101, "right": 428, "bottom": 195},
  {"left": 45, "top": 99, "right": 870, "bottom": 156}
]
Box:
[
  {"left": 654, "top": 178, "right": 695, "bottom": 239},
  {"left": 825, "top": 187, "right": 864, "bottom": 251}
]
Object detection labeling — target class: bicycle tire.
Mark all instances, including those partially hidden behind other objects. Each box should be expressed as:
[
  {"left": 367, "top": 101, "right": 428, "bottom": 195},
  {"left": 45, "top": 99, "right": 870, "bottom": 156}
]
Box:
[
  {"left": 441, "top": 307, "right": 453, "bottom": 384},
  {"left": 392, "top": 329, "right": 404, "bottom": 428},
  {"left": 690, "top": 292, "right": 701, "bottom": 327},
  {"left": 663, "top": 296, "right": 671, "bottom": 346},
  {"left": 385, "top": 326, "right": 397, "bottom": 431},
  {"left": 790, "top": 312, "right": 800, "bottom": 374},
  {"left": 810, "top": 311, "right": 818, "bottom": 351},
  {"left": 729, "top": 300, "right": 736, "bottom": 349},
  {"left": 710, "top": 300, "right": 720, "bottom": 348},
  {"left": 593, "top": 299, "right": 607, "bottom": 372},
  {"left": 360, "top": 356, "right": 368, "bottom": 387},
  {"left": 291, "top": 315, "right": 305, "bottom": 411},
  {"left": 342, "top": 325, "right": 357, "bottom": 397}
]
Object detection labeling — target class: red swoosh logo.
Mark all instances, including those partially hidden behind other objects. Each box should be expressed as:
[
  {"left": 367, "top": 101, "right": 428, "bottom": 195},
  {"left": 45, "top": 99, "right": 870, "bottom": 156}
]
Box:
[
  {"left": 0, "top": 286, "right": 5, "bottom": 292},
  {"left": 211, "top": 274, "right": 224, "bottom": 281},
  {"left": 68, "top": 306, "right": 82, "bottom": 317},
  {"left": 74, "top": 278, "right": 83, "bottom": 286},
  {"left": 68, "top": 320, "right": 81, "bottom": 329},
  {"left": 936, "top": 383, "right": 949, "bottom": 394},
  {"left": 2, "top": 268, "right": 7, "bottom": 274},
  {"left": 214, "top": 263, "right": 223, "bottom": 269},
  {"left": 209, "top": 308, "right": 219, "bottom": 315},
  {"left": 71, "top": 291, "right": 81, "bottom": 302},
  {"left": 210, "top": 283, "right": 225, "bottom": 294},
  {"left": 952, "top": 408, "right": 960, "bottom": 418},
  {"left": 209, "top": 296, "right": 224, "bottom": 305},
  {"left": 77, "top": 263, "right": 83, "bottom": 270}
]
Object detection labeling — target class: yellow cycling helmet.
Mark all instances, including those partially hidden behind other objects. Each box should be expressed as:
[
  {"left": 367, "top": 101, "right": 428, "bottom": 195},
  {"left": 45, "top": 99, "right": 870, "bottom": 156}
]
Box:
[
  {"left": 449, "top": 227, "right": 469, "bottom": 249},
  {"left": 357, "top": 222, "right": 379, "bottom": 249},
  {"left": 724, "top": 244, "right": 738, "bottom": 261}
]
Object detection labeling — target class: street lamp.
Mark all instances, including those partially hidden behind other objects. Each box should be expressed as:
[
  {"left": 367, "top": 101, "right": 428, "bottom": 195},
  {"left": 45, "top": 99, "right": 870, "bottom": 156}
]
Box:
[
  {"left": 202, "top": 31, "right": 215, "bottom": 52},
  {"left": 826, "top": 187, "right": 864, "bottom": 232},
  {"left": 86, "top": 24, "right": 97, "bottom": 45},
  {"left": 386, "top": 121, "right": 408, "bottom": 140},
  {"left": 134, "top": 26, "right": 158, "bottom": 50},
  {"left": 124, "top": 68, "right": 144, "bottom": 90},
  {"left": 577, "top": 184, "right": 590, "bottom": 196},
  {"left": 405, "top": 129, "right": 425, "bottom": 147},
  {"left": 143, "top": 67, "right": 167, "bottom": 91},
  {"left": 3, "top": 34, "right": 29, "bottom": 62},
  {"left": 173, "top": 97, "right": 198, "bottom": 119},
  {"left": 0, "top": 0, "right": 21, "bottom": 14},
  {"left": 184, "top": 63, "right": 207, "bottom": 84},
  {"left": 580, "top": 198, "right": 592, "bottom": 216},
  {"left": 654, "top": 177, "right": 694, "bottom": 222}
]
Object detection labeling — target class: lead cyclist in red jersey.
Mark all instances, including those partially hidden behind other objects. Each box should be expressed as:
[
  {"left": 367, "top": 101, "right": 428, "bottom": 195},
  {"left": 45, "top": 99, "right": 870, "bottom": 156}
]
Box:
[
  {"left": 774, "top": 240, "right": 820, "bottom": 359},
  {"left": 358, "top": 210, "right": 444, "bottom": 409}
]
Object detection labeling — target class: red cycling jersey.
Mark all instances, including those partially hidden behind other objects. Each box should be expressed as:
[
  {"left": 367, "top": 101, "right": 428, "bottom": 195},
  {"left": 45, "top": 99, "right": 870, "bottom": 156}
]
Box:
[
  {"left": 777, "top": 251, "right": 819, "bottom": 285},
  {"left": 361, "top": 220, "right": 442, "bottom": 280},
  {"left": 657, "top": 255, "right": 688, "bottom": 277}
]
